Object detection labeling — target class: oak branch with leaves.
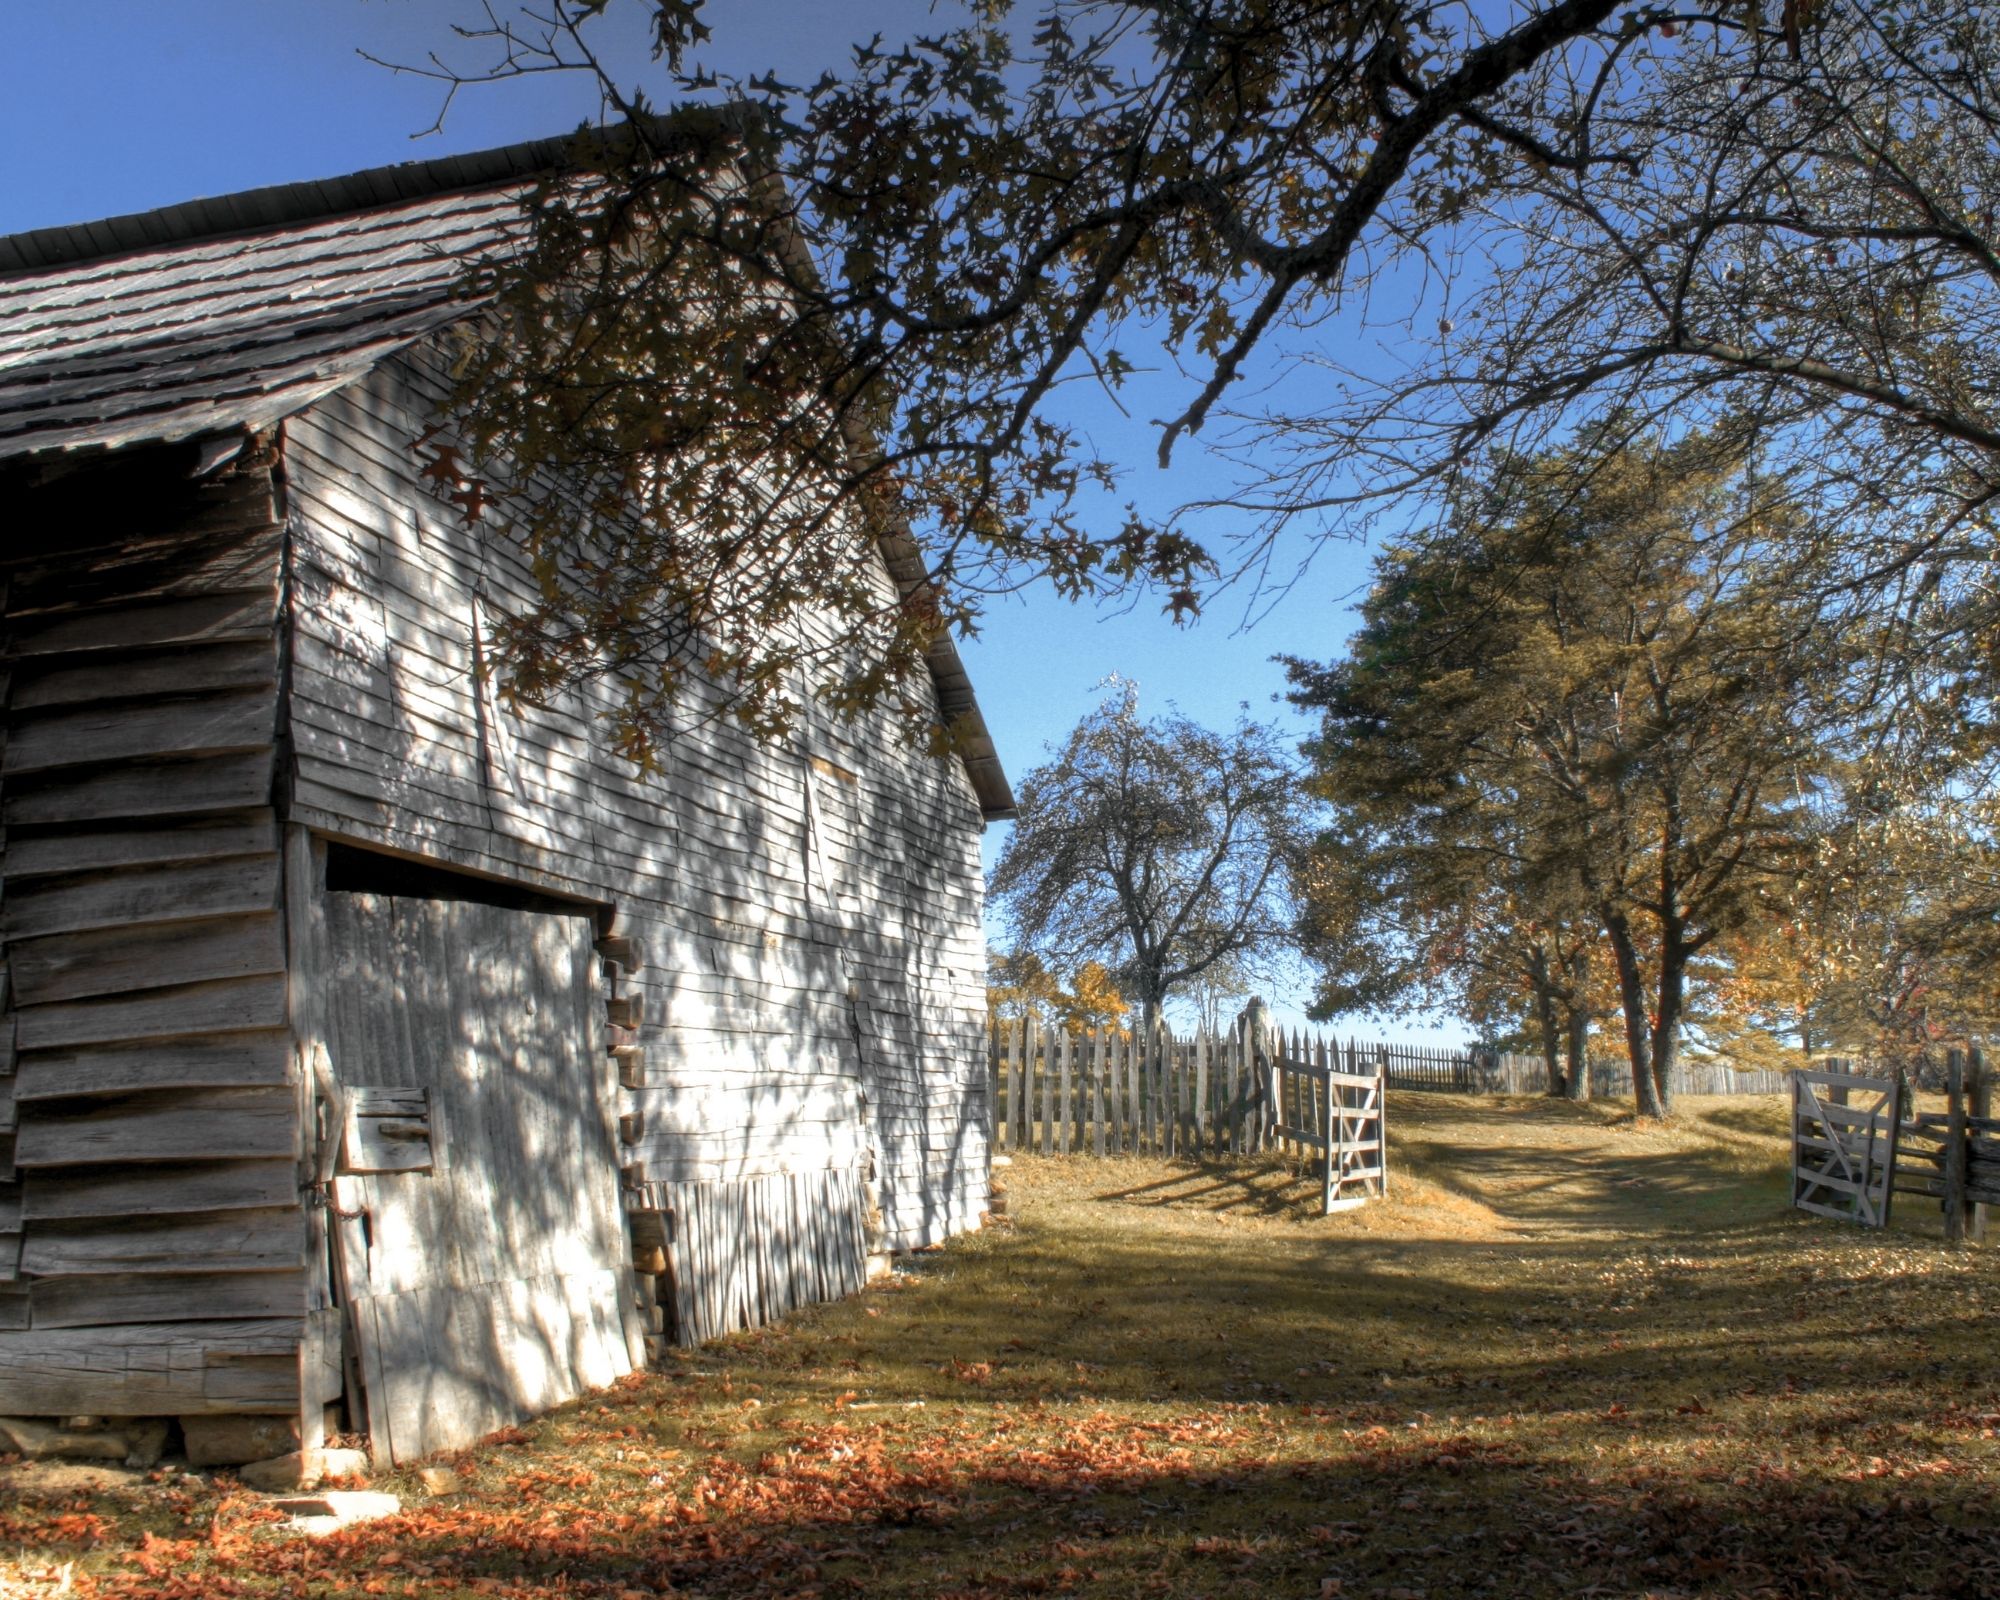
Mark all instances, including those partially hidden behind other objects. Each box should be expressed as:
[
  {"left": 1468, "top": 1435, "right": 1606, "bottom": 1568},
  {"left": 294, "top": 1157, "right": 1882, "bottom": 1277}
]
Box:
[{"left": 377, "top": 1, "right": 2000, "bottom": 754}]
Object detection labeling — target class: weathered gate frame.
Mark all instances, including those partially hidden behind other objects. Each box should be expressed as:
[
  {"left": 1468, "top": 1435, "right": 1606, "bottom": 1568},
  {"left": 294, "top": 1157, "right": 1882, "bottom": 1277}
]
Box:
[
  {"left": 1271, "top": 1040, "right": 1388, "bottom": 1215},
  {"left": 1791, "top": 1067, "right": 1900, "bottom": 1228}
]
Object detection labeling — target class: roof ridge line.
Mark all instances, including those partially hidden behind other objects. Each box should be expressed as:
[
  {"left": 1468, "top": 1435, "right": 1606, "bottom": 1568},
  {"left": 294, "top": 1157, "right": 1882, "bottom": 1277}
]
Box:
[{"left": 0, "top": 114, "right": 695, "bottom": 279}]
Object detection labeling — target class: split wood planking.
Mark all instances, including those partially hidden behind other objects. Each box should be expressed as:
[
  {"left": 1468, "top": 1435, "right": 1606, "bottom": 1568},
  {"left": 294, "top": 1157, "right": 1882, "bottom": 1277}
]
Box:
[{"left": 0, "top": 461, "right": 303, "bottom": 1407}]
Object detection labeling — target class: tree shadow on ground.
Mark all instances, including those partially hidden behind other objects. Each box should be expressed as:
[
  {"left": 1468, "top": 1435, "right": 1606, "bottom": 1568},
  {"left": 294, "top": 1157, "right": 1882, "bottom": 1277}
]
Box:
[
  {"left": 1090, "top": 1130, "right": 1786, "bottom": 1236},
  {"left": 149, "top": 1417, "right": 2000, "bottom": 1600}
]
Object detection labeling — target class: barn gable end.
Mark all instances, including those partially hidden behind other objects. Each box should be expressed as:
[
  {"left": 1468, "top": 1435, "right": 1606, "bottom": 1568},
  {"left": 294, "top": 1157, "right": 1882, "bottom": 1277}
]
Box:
[{"left": 0, "top": 127, "right": 1005, "bottom": 1466}]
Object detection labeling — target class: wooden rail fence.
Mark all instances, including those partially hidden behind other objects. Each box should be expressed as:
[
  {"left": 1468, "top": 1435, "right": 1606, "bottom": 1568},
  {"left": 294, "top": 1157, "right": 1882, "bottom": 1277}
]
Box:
[
  {"left": 1891, "top": 1048, "right": 1995, "bottom": 1243},
  {"left": 1791, "top": 1048, "right": 1996, "bottom": 1240}
]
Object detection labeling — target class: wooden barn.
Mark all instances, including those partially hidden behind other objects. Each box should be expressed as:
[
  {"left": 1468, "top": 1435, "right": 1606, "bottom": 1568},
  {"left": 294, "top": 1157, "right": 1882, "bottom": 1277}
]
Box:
[{"left": 0, "top": 130, "right": 1010, "bottom": 1467}]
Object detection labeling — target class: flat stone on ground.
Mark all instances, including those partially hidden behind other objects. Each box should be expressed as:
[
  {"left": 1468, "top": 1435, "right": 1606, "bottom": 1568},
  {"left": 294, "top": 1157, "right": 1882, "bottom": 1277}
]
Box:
[
  {"left": 0, "top": 1416, "right": 129, "bottom": 1461},
  {"left": 269, "top": 1490, "right": 402, "bottom": 1534},
  {"left": 240, "top": 1446, "right": 371, "bottom": 1491}
]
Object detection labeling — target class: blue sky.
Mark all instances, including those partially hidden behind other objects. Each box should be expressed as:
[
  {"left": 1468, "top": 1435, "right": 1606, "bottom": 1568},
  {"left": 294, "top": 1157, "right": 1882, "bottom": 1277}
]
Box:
[{"left": 4, "top": 2, "right": 1446, "bottom": 1036}]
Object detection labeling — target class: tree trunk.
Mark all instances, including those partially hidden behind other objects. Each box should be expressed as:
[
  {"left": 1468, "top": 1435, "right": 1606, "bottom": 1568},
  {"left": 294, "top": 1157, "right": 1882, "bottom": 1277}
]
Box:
[
  {"left": 1650, "top": 943, "right": 1687, "bottom": 1116},
  {"left": 1562, "top": 946, "right": 1591, "bottom": 1102},
  {"left": 1602, "top": 908, "right": 1663, "bottom": 1118},
  {"left": 1135, "top": 964, "right": 1170, "bottom": 1046},
  {"left": 1529, "top": 945, "right": 1564, "bottom": 1096}
]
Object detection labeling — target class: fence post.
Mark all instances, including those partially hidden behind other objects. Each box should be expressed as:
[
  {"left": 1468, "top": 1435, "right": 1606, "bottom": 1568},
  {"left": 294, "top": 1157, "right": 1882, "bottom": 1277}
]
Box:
[
  {"left": 1096, "top": 1032, "right": 1112, "bottom": 1160},
  {"left": 1225, "top": 1021, "right": 1242, "bottom": 1154},
  {"left": 1193, "top": 1031, "right": 1209, "bottom": 1156},
  {"left": 1320, "top": 1035, "right": 1337, "bottom": 1212},
  {"left": 1280, "top": 1028, "right": 1293, "bottom": 1160},
  {"left": 1126, "top": 1026, "right": 1142, "bottom": 1154},
  {"left": 1789, "top": 1069, "right": 1801, "bottom": 1209},
  {"left": 1007, "top": 1016, "right": 1023, "bottom": 1151},
  {"left": 1128, "top": 1024, "right": 1141, "bottom": 1155},
  {"left": 1266, "top": 1021, "right": 1281, "bottom": 1152},
  {"left": 1183, "top": 1031, "right": 1197, "bottom": 1156},
  {"left": 1103, "top": 1029, "right": 1120, "bottom": 1156},
  {"left": 1019, "top": 1014, "right": 1036, "bottom": 1152},
  {"left": 1030, "top": 1015, "right": 1047, "bottom": 1157},
  {"left": 1375, "top": 1042, "right": 1389, "bottom": 1199},
  {"left": 1945, "top": 1049, "right": 1968, "bottom": 1244},
  {"left": 992, "top": 1018, "right": 1004, "bottom": 1150},
  {"left": 1144, "top": 1024, "right": 1160, "bottom": 1152},
  {"left": 1276, "top": 1024, "right": 1289, "bottom": 1155},
  {"left": 1972, "top": 1044, "right": 1991, "bottom": 1244}
]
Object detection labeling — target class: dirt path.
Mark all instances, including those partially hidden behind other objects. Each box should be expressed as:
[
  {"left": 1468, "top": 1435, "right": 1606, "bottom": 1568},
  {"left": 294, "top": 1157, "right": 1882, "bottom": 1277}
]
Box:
[{"left": 1382, "top": 1093, "right": 1796, "bottom": 1237}]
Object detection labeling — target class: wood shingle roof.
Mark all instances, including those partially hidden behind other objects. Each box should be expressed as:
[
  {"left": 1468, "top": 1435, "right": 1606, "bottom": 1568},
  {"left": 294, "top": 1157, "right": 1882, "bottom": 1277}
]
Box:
[
  {"left": 0, "top": 172, "right": 535, "bottom": 462},
  {"left": 0, "top": 126, "right": 1014, "bottom": 818}
]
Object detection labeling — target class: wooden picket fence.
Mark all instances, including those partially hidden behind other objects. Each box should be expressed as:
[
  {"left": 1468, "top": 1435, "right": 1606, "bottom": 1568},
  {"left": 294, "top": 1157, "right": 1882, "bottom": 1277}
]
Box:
[
  {"left": 988, "top": 1020, "right": 1788, "bottom": 1160},
  {"left": 986, "top": 1015, "right": 1385, "bottom": 1210},
  {"left": 1383, "top": 1044, "right": 1788, "bottom": 1098}
]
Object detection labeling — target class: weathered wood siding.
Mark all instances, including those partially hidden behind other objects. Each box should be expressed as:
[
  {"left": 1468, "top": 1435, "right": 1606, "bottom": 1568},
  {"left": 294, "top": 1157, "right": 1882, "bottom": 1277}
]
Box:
[
  {"left": 281, "top": 348, "right": 990, "bottom": 1340},
  {"left": 0, "top": 450, "right": 304, "bottom": 1415},
  {"left": 308, "top": 888, "right": 641, "bottom": 1459}
]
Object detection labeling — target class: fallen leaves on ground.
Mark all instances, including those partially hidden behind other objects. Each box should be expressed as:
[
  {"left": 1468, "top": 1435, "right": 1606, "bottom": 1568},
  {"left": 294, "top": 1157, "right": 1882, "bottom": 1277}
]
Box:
[{"left": 1, "top": 1095, "right": 1995, "bottom": 1599}]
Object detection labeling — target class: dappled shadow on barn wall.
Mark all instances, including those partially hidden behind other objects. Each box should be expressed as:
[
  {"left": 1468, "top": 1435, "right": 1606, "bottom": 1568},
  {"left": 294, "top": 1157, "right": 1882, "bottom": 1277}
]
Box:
[{"left": 284, "top": 353, "right": 993, "bottom": 1442}]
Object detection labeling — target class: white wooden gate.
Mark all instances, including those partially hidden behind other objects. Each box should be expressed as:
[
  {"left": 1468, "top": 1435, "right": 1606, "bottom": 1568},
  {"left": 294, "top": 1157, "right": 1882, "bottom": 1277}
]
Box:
[
  {"left": 1791, "top": 1067, "right": 1900, "bottom": 1228},
  {"left": 1272, "top": 1039, "right": 1387, "bottom": 1214}
]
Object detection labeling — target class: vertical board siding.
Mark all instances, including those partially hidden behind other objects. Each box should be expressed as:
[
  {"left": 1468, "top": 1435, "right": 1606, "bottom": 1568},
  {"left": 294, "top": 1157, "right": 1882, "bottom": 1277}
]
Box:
[
  {"left": 314, "top": 891, "right": 638, "bottom": 1460},
  {"left": 283, "top": 350, "right": 990, "bottom": 1348},
  {"left": 638, "top": 1168, "right": 868, "bottom": 1344},
  {"left": 0, "top": 451, "right": 301, "bottom": 1411}
]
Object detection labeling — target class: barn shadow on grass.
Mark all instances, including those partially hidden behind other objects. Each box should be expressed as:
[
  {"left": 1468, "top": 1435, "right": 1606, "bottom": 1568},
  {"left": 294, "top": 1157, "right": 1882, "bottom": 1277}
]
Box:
[
  {"left": 23, "top": 1103, "right": 1999, "bottom": 1599},
  {"left": 182, "top": 1313, "right": 2000, "bottom": 1600}
]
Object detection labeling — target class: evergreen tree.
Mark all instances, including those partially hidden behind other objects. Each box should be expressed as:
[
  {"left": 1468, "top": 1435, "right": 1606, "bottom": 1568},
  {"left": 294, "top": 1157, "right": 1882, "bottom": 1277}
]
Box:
[{"left": 1290, "top": 427, "right": 1849, "bottom": 1115}]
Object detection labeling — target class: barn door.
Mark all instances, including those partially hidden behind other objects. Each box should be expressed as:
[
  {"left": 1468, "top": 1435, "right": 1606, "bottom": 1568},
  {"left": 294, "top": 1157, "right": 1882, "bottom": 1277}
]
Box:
[{"left": 320, "top": 891, "right": 640, "bottom": 1463}]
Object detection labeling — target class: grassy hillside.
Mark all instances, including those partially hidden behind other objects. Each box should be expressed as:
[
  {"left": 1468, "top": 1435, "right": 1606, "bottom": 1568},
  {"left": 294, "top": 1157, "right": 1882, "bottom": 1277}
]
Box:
[{"left": 5, "top": 1094, "right": 1996, "bottom": 1599}]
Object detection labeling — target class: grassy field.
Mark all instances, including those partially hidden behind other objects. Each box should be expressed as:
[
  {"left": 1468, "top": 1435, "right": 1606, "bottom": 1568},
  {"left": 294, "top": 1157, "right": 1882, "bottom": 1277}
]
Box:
[{"left": 5, "top": 1093, "right": 1999, "bottom": 1599}]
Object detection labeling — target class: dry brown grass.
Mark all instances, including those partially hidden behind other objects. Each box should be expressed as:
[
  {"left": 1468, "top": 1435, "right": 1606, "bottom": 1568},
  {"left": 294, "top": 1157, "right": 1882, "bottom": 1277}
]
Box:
[{"left": 4, "top": 1092, "right": 1997, "bottom": 1599}]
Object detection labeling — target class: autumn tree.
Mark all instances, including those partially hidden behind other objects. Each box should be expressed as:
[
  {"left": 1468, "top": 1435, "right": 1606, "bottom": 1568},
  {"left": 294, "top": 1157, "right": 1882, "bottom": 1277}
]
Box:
[
  {"left": 381, "top": 0, "right": 1715, "bottom": 744},
  {"left": 990, "top": 685, "right": 1314, "bottom": 1035},
  {"left": 987, "top": 949, "right": 1135, "bottom": 1035},
  {"left": 1063, "top": 961, "right": 1134, "bottom": 1035},
  {"left": 1783, "top": 780, "right": 2000, "bottom": 1069},
  {"left": 1290, "top": 427, "right": 1851, "bottom": 1116},
  {"left": 1299, "top": 741, "right": 1601, "bottom": 1098},
  {"left": 986, "top": 948, "right": 1065, "bottom": 1026},
  {"left": 381, "top": 2, "right": 2000, "bottom": 765}
]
